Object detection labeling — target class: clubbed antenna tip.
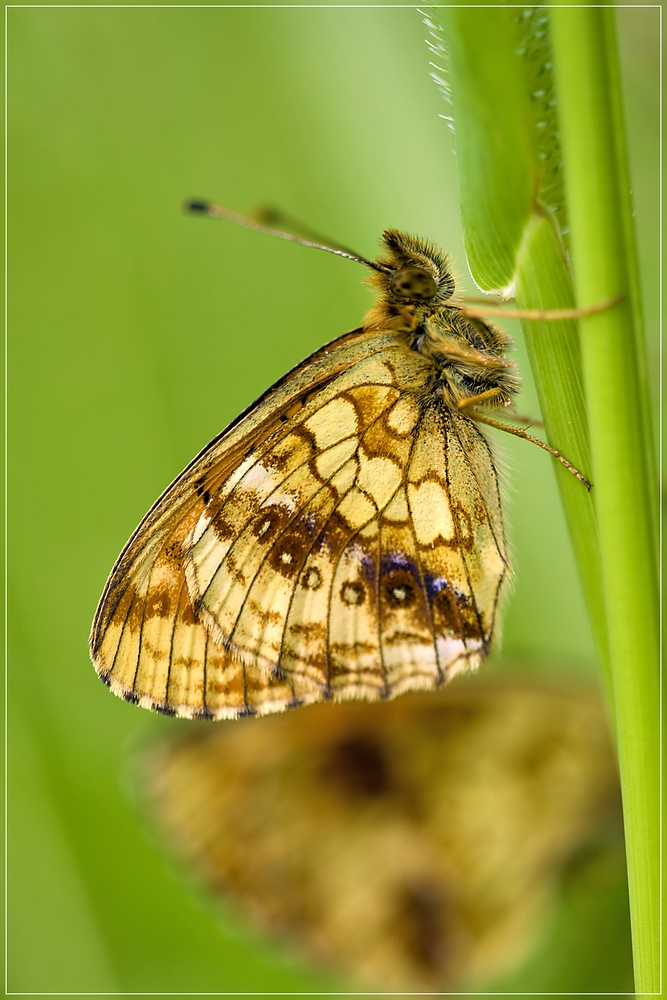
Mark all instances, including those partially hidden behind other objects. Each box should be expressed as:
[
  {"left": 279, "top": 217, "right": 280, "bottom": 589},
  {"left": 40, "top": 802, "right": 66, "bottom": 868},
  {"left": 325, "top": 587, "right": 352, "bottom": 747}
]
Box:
[{"left": 184, "top": 199, "right": 211, "bottom": 214}]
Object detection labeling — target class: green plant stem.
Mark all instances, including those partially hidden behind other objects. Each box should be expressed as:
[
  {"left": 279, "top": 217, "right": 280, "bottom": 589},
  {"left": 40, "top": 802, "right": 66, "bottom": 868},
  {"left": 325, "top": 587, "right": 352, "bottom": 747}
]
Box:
[
  {"left": 550, "top": 9, "right": 660, "bottom": 992},
  {"left": 438, "top": 7, "right": 613, "bottom": 692},
  {"left": 602, "top": 14, "right": 659, "bottom": 547},
  {"left": 514, "top": 214, "right": 611, "bottom": 694}
]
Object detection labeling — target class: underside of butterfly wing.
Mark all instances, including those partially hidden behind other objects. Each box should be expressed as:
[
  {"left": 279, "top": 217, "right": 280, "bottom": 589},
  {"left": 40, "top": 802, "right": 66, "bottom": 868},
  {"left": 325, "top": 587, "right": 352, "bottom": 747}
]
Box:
[
  {"left": 92, "top": 318, "right": 509, "bottom": 718},
  {"left": 185, "top": 346, "right": 509, "bottom": 705},
  {"left": 93, "top": 499, "right": 327, "bottom": 718},
  {"left": 91, "top": 329, "right": 400, "bottom": 718}
]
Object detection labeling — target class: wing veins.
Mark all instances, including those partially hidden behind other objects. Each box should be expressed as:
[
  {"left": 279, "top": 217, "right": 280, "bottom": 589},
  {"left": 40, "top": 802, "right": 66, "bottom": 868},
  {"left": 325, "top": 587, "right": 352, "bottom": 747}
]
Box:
[
  {"left": 163, "top": 569, "right": 187, "bottom": 711},
  {"left": 277, "top": 480, "right": 358, "bottom": 688},
  {"left": 439, "top": 407, "right": 486, "bottom": 648},
  {"left": 197, "top": 418, "right": 372, "bottom": 603},
  {"left": 200, "top": 378, "right": 403, "bottom": 532},
  {"left": 129, "top": 555, "right": 158, "bottom": 697},
  {"left": 401, "top": 409, "right": 444, "bottom": 685},
  {"left": 377, "top": 513, "right": 389, "bottom": 698},
  {"left": 229, "top": 476, "right": 342, "bottom": 660},
  {"left": 202, "top": 394, "right": 401, "bottom": 663},
  {"left": 450, "top": 413, "right": 508, "bottom": 569},
  {"left": 449, "top": 411, "right": 509, "bottom": 646},
  {"left": 325, "top": 476, "right": 407, "bottom": 695},
  {"left": 91, "top": 333, "right": 399, "bottom": 655},
  {"left": 105, "top": 583, "right": 139, "bottom": 681}
]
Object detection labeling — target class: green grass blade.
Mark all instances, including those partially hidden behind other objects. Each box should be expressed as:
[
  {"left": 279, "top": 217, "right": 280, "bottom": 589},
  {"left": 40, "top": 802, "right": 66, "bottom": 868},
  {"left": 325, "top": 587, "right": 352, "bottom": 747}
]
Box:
[
  {"left": 432, "top": 7, "right": 611, "bottom": 682},
  {"left": 432, "top": 5, "right": 659, "bottom": 989},
  {"left": 514, "top": 214, "right": 609, "bottom": 673},
  {"left": 434, "top": 8, "right": 534, "bottom": 289},
  {"left": 600, "top": 12, "right": 659, "bottom": 542},
  {"left": 550, "top": 9, "right": 660, "bottom": 990}
]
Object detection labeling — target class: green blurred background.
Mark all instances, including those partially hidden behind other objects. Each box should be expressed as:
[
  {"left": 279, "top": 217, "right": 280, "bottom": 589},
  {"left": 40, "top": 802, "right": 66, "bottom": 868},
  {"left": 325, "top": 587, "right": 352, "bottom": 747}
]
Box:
[{"left": 7, "top": 3, "right": 658, "bottom": 993}]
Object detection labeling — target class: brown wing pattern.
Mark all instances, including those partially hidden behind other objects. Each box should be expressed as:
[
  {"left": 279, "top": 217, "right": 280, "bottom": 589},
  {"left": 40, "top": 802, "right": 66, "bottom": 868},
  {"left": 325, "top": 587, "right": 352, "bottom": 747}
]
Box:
[
  {"left": 299, "top": 403, "right": 508, "bottom": 702},
  {"left": 186, "top": 371, "right": 508, "bottom": 706},
  {"left": 91, "top": 329, "right": 400, "bottom": 718},
  {"left": 92, "top": 328, "right": 508, "bottom": 719},
  {"left": 94, "top": 502, "right": 325, "bottom": 719}
]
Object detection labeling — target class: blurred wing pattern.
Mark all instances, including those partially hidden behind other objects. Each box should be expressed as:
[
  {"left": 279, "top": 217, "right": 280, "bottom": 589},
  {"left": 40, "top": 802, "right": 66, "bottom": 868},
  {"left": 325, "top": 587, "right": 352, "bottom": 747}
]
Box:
[{"left": 143, "top": 682, "right": 620, "bottom": 991}]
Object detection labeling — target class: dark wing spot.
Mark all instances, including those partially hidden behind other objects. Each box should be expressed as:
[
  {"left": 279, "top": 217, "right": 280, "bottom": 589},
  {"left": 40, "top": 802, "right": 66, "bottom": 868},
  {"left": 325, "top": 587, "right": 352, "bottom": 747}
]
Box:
[
  {"left": 126, "top": 593, "right": 145, "bottom": 633},
  {"left": 451, "top": 501, "right": 475, "bottom": 550},
  {"left": 193, "top": 475, "right": 208, "bottom": 498},
  {"left": 383, "top": 568, "right": 418, "bottom": 608},
  {"left": 154, "top": 703, "right": 177, "bottom": 717},
  {"left": 145, "top": 587, "right": 173, "bottom": 619},
  {"left": 301, "top": 566, "right": 322, "bottom": 590},
  {"left": 341, "top": 580, "right": 365, "bottom": 606},
  {"left": 322, "top": 734, "right": 393, "bottom": 798},
  {"left": 251, "top": 506, "right": 288, "bottom": 541},
  {"left": 236, "top": 705, "right": 258, "bottom": 719},
  {"left": 178, "top": 598, "right": 200, "bottom": 626},
  {"left": 269, "top": 527, "right": 311, "bottom": 577},
  {"left": 426, "top": 575, "right": 483, "bottom": 641},
  {"left": 212, "top": 516, "right": 236, "bottom": 542},
  {"left": 163, "top": 540, "right": 182, "bottom": 563},
  {"left": 193, "top": 708, "right": 215, "bottom": 721}
]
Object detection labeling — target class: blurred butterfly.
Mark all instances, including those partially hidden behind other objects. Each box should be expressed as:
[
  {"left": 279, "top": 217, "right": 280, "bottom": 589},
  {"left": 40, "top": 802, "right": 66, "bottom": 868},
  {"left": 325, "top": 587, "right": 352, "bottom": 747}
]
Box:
[
  {"left": 142, "top": 678, "right": 622, "bottom": 991},
  {"left": 90, "top": 202, "right": 591, "bottom": 720}
]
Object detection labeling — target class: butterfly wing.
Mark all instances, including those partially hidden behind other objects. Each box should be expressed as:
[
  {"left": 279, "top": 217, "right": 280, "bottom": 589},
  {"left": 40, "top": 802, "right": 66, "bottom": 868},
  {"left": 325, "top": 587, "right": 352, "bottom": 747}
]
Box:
[
  {"left": 93, "top": 322, "right": 509, "bottom": 718},
  {"left": 294, "top": 403, "right": 508, "bottom": 698},
  {"left": 186, "top": 362, "right": 509, "bottom": 703},
  {"left": 143, "top": 683, "right": 617, "bottom": 991},
  {"left": 90, "top": 328, "right": 398, "bottom": 718}
]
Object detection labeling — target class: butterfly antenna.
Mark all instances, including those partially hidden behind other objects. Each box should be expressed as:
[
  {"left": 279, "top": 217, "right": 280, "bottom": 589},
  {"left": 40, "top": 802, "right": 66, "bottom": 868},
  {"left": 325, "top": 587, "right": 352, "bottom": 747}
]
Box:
[
  {"left": 185, "top": 199, "right": 391, "bottom": 274},
  {"left": 254, "top": 205, "right": 363, "bottom": 257}
]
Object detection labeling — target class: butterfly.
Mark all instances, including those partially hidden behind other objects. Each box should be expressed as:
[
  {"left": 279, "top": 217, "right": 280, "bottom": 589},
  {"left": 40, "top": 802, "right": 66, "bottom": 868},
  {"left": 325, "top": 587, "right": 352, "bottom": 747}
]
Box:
[
  {"left": 142, "top": 678, "right": 620, "bottom": 990},
  {"left": 90, "top": 202, "right": 590, "bottom": 720}
]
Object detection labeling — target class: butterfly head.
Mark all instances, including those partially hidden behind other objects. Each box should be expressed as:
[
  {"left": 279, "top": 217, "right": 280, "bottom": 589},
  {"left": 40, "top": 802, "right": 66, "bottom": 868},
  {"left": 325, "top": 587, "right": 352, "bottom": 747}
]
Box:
[
  {"left": 363, "top": 230, "right": 456, "bottom": 332},
  {"left": 374, "top": 230, "right": 456, "bottom": 305}
]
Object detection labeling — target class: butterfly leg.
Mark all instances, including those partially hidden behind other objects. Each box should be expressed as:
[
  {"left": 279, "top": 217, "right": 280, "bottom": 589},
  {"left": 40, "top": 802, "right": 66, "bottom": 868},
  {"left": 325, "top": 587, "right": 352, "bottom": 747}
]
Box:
[
  {"left": 433, "top": 333, "right": 516, "bottom": 371},
  {"left": 499, "top": 410, "right": 543, "bottom": 429},
  {"left": 458, "top": 392, "right": 592, "bottom": 490},
  {"left": 459, "top": 293, "right": 512, "bottom": 306},
  {"left": 456, "top": 293, "right": 623, "bottom": 323},
  {"left": 456, "top": 389, "right": 541, "bottom": 427},
  {"left": 457, "top": 387, "right": 505, "bottom": 409},
  {"left": 393, "top": 303, "right": 425, "bottom": 332},
  {"left": 475, "top": 402, "right": 543, "bottom": 429}
]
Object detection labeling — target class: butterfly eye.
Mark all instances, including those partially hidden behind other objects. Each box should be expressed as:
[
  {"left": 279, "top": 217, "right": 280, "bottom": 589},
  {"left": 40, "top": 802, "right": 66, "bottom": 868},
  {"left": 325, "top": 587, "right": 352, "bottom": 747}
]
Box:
[{"left": 389, "top": 265, "right": 438, "bottom": 300}]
